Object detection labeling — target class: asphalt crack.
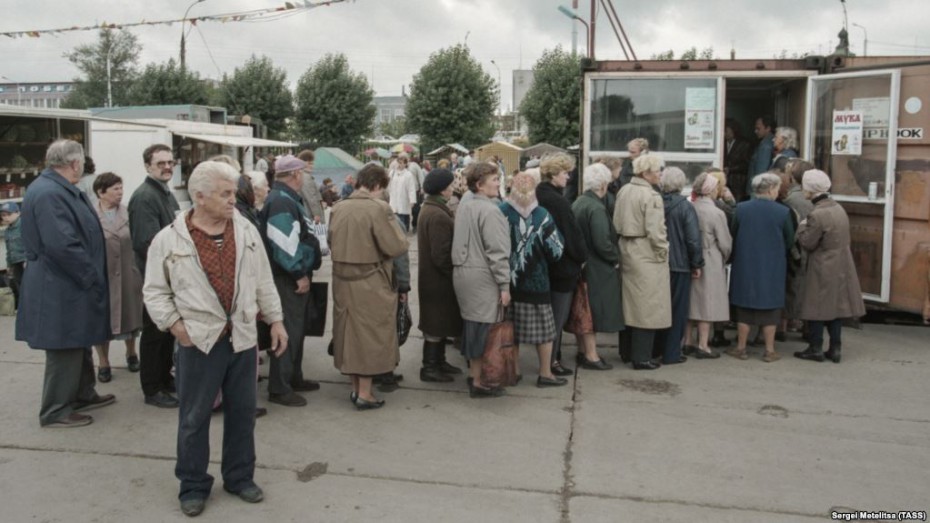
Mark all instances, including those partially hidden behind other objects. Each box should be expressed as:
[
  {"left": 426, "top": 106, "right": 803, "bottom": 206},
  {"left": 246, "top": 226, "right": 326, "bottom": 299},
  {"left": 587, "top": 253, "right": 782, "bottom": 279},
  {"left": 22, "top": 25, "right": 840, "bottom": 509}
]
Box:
[{"left": 558, "top": 369, "right": 580, "bottom": 523}]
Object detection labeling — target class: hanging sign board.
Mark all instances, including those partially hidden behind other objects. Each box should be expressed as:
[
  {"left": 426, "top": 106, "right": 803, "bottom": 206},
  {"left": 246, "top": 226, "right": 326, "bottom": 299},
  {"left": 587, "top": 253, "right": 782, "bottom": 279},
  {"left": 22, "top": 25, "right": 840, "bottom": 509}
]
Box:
[
  {"left": 832, "top": 110, "right": 863, "bottom": 156},
  {"left": 684, "top": 87, "right": 715, "bottom": 149}
]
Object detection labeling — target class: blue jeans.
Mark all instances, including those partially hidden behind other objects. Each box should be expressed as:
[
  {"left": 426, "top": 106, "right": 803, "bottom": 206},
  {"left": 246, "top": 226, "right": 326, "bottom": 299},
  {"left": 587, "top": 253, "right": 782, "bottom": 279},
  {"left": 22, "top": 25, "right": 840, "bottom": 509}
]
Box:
[
  {"left": 808, "top": 319, "right": 842, "bottom": 348},
  {"left": 175, "top": 335, "right": 257, "bottom": 501}
]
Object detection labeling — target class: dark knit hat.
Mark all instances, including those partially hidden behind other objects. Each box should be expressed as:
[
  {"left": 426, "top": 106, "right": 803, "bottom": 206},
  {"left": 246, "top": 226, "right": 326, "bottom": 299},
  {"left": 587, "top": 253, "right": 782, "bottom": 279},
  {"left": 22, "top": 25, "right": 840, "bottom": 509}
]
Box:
[{"left": 423, "top": 168, "right": 454, "bottom": 195}]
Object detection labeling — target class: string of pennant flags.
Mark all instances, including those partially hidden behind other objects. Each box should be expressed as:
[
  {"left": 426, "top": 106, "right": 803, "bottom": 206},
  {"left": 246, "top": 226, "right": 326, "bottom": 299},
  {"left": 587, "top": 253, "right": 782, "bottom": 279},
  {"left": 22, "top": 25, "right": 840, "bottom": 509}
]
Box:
[{"left": 0, "top": 0, "right": 348, "bottom": 39}]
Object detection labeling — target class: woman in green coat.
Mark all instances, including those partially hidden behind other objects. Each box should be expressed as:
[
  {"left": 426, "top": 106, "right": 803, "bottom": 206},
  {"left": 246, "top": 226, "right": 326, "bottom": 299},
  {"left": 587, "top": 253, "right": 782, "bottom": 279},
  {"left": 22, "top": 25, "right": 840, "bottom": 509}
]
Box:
[{"left": 570, "top": 163, "right": 624, "bottom": 367}]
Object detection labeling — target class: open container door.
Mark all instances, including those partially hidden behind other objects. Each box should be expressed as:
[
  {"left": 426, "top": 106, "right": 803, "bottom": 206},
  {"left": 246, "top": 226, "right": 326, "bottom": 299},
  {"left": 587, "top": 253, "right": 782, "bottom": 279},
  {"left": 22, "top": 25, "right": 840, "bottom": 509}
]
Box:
[{"left": 806, "top": 69, "right": 901, "bottom": 302}]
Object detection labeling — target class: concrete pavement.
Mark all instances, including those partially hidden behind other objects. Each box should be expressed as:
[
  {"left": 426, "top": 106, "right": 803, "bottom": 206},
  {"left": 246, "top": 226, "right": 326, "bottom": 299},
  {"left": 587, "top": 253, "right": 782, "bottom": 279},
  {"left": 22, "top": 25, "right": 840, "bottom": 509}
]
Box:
[{"left": 1, "top": 240, "right": 928, "bottom": 522}]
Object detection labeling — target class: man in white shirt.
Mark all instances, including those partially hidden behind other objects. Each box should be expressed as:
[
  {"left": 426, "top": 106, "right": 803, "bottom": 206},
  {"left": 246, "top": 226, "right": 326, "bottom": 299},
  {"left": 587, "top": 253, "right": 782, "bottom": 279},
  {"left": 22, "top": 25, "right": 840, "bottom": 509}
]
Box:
[{"left": 387, "top": 156, "right": 417, "bottom": 231}]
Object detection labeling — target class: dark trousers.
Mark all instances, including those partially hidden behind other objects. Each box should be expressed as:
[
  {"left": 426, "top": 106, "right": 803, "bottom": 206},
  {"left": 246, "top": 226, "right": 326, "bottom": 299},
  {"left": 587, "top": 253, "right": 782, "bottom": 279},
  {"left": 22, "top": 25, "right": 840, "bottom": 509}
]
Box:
[
  {"left": 808, "top": 319, "right": 842, "bottom": 348},
  {"left": 176, "top": 336, "right": 257, "bottom": 501},
  {"left": 268, "top": 273, "right": 309, "bottom": 395},
  {"left": 8, "top": 261, "right": 24, "bottom": 309},
  {"left": 654, "top": 271, "right": 691, "bottom": 363},
  {"left": 395, "top": 213, "right": 410, "bottom": 231},
  {"left": 140, "top": 308, "right": 176, "bottom": 397},
  {"left": 550, "top": 290, "right": 574, "bottom": 363},
  {"left": 40, "top": 348, "right": 97, "bottom": 426},
  {"left": 619, "top": 327, "right": 656, "bottom": 364}
]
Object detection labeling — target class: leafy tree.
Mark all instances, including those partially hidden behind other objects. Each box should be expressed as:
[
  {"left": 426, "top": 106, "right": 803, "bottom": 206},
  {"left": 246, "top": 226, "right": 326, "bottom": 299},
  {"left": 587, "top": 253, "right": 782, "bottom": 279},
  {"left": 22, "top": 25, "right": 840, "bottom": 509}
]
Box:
[
  {"left": 651, "top": 47, "right": 714, "bottom": 61},
  {"left": 519, "top": 46, "right": 582, "bottom": 148},
  {"left": 294, "top": 53, "right": 375, "bottom": 150},
  {"left": 379, "top": 116, "right": 408, "bottom": 139},
  {"left": 406, "top": 44, "right": 497, "bottom": 150},
  {"left": 651, "top": 49, "right": 675, "bottom": 60},
  {"left": 218, "top": 55, "right": 293, "bottom": 138},
  {"left": 126, "top": 59, "right": 210, "bottom": 106},
  {"left": 61, "top": 28, "right": 141, "bottom": 109}
]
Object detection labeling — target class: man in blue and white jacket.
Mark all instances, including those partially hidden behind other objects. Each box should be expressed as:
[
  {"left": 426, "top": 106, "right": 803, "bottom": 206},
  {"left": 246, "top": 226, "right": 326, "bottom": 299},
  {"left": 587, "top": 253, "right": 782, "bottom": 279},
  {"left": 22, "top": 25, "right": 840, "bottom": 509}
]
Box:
[{"left": 259, "top": 154, "right": 322, "bottom": 407}]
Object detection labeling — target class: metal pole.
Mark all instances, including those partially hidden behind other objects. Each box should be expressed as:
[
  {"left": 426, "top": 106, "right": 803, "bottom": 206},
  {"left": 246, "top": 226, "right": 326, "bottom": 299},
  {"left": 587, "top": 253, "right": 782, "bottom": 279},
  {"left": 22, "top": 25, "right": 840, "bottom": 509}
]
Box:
[
  {"left": 491, "top": 60, "right": 501, "bottom": 119},
  {"left": 106, "top": 44, "right": 113, "bottom": 107},
  {"left": 589, "top": 0, "right": 596, "bottom": 60},
  {"left": 180, "top": 0, "right": 205, "bottom": 69},
  {"left": 571, "top": 3, "right": 578, "bottom": 55},
  {"left": 853, "top": 23, "right": 868, "bottom": 56}
]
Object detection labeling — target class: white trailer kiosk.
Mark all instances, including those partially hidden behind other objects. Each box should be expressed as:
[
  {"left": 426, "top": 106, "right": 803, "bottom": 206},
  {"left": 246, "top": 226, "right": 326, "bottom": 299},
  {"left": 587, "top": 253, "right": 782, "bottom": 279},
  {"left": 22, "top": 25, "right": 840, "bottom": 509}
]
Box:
[{"left": 582, "top": 54, "right": 930, "bottom": 318}]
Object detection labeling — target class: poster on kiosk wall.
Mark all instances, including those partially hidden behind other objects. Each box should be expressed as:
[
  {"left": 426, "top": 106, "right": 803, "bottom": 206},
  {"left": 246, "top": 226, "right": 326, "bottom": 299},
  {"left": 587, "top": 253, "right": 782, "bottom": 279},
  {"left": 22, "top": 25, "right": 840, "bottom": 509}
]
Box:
[
  {"left": 684, "top": 87, "right": 716, "bottom": 149},
  {"left": 831, "top": 110, "right": 863, "bottom": 156}
]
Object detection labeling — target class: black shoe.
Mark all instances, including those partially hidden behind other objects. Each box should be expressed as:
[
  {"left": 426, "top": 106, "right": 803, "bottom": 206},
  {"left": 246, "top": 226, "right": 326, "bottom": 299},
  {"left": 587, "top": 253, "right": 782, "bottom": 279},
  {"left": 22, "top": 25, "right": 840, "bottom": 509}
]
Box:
[
  {"left": 536, "top": 375, "right": 568, "bottom": 387},
  {"left": 708, "top": 335, "right": 732, "bottom": 348},
  {"left": 551, "top": 362, "right": 574, "bottom": 376},
  {"left": 578, "top": 355, "right": 613, "bottom": 370},
  {"left": 126, "top": 355, "right": 140, "bottom": 373},
  {"left": 74, "top": 393, "right": 116, "bottom": 412},
  {"left": 420, "top": 366, "right": 454, "bottom": 383},
  {"left": 291, "top": 379, "right": 320, "bottom": 392},
  {"left": 662, "top": 355, "right": 687, "bottom": 365},
  {"left": 42, "top": 413, "right": 93, "bottom": 428},
  {"left": 350, "top": 391, "right": 358, "bottom": 403},
  {"left": 632, "top": 361, "right": 661, "bottom": 370},
  {"left": 437, "top": 360, "right": 463, "bottom": 375},
  {"left": 468, "top": 381, "right": 505, "bottom": 398},
  {"left": 354, "top": 396, "right": 385, "bottom": 410},
  {"left": 268, "top": 392, "right": 307, "bottom": 407},
  {"left": 144, "top": 391, "right": 179, "bottom": 408},
  {"left": 824, "top": 346, "right": 841, "bottom": 363},
  {"left": 794, "top": 346, "right": 825, "bottom": 362},
  {"left": 180, "top": 498, "right": 206, "bottom": 517},
  {"left": 682, "top": 345, "right": 698, "bottom": 356},
  {"left": 693, "top": 348, "right": 721, "bottom": 359},
  {"left": 373, "top": 372, "right": 404, "bottom": 385},
  {"left": 224, "top": 484, "right": 263, "bottom": 503},
  {"left": 255, "top": 407, "right": 267, "bottom": 418},
  {"left": 97, "top": 366, "right": 112, "bottom": 383}
]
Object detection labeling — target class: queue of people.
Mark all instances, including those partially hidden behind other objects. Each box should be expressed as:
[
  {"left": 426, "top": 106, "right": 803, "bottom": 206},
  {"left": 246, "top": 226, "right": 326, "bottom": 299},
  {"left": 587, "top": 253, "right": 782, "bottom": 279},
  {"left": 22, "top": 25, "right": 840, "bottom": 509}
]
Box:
[{"left": 9, "top": 138, "right": 866, "bottom": 516}]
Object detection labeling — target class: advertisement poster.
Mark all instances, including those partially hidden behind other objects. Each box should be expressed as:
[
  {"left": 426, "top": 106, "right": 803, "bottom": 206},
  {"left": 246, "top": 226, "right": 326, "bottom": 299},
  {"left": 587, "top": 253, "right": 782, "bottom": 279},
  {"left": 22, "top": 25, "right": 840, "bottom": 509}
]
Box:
[
  {"left": 684, "top": 87, "right": 715, "bottom": 149},
  {"left": 852, "top": 97, "right": 891, "bottom": 128},
  {"left": 831, "top": 110, "right": 863, "bottom": 155}
]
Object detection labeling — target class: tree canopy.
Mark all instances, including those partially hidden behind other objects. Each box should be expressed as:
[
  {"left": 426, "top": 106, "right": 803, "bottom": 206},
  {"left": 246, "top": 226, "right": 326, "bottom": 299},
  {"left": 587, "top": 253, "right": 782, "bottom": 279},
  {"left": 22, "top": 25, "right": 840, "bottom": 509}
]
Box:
[
  {"left": 294, "top": 53, "right": 375, "bottom": 151},
  {"left": 61, "top": 28, "right": 141, "bottom": 109},
  {"left": 406, "top": 44, "right": 496, "bottom": 151},
  {"left": 126, "top": 59, "right": 210, "bottom": 106},
  {"left": 651, "top": 47, "right": 715, "bottom": 60},
  {"left": 218, "top": 55, "right": 294, "bottom": 139},
  {"left": 519, "top": 46, "right": 582, "bottom": 149}
]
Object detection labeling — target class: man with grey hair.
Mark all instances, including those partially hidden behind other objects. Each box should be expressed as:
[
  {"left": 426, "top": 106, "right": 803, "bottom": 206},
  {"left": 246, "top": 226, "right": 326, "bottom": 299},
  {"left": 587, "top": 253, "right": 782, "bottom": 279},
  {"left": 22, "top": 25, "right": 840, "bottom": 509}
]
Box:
[
  {"left": 144, "top": 161, "right": 288, "bottom": 517},
  {"left": 16, "top": 139, "right": 115, "bottom": 428}
]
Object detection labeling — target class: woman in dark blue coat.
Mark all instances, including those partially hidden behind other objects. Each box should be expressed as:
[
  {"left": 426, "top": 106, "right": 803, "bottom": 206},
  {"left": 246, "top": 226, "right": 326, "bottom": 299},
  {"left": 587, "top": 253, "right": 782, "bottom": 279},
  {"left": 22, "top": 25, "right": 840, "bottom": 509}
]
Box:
[
  {"left": 15, "top": 140, "right": 113, "bottom": 428},
  {"left": 726, "top": 173, "right": 794, "bottom": 363}
]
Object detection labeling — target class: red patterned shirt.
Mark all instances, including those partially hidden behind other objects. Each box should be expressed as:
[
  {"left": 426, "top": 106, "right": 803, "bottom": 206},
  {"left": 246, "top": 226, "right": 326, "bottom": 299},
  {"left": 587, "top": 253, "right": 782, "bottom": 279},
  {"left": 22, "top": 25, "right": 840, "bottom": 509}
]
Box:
[{"left": 186, "top": 211, "right": 236, "bottom": 333}]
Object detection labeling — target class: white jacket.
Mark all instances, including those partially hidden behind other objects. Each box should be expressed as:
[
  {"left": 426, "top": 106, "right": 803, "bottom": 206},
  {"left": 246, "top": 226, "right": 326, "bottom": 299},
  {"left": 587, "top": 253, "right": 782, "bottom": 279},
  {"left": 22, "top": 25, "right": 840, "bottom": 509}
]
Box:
[
  {"left": 143, "top": 210, "right": 284, "bottom": 354},
  {"left": 387, "top": 168, "right": 418, "bottom": 215}
]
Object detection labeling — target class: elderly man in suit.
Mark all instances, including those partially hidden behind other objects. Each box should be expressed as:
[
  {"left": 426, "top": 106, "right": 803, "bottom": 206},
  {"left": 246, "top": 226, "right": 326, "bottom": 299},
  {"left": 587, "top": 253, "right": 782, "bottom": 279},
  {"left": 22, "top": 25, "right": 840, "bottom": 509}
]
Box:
[{"left": 15, "top": 140, "right": 115, "bottom": 428}]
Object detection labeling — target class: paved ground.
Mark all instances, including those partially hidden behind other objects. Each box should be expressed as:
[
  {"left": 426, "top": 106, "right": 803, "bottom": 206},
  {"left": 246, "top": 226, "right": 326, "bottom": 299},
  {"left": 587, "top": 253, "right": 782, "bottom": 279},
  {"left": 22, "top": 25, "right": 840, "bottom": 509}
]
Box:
[{"left": 1, "top": 237, "right": 928, "bottom": 522}]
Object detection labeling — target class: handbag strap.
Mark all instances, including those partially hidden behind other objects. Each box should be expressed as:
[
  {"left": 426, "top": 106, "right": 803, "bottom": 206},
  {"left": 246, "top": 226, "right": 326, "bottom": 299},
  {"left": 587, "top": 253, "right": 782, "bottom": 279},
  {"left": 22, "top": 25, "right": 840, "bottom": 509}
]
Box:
[{"left": 497, "top": 304, "right": 507, "bottom": 323}]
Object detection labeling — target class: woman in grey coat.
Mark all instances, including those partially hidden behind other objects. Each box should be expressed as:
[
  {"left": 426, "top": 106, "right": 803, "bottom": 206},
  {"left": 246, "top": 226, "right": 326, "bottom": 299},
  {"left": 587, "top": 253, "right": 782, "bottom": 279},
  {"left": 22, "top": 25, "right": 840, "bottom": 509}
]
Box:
[
  {"left": 685, "top": 172, "right": 732, "bottom": 358},
  {"left": 452, "top": 162, "right": 512, "bottom": 397}
]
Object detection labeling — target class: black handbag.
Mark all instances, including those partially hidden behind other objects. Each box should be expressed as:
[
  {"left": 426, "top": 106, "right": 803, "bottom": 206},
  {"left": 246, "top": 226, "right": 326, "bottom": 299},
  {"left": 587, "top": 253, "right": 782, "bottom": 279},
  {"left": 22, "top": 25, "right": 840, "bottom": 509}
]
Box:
[
  {"left": 397, "top": 296, "right": 412, "bottom": 346},
  {"left": 304, "top": 282, "right": 329, "bottom": 337}
]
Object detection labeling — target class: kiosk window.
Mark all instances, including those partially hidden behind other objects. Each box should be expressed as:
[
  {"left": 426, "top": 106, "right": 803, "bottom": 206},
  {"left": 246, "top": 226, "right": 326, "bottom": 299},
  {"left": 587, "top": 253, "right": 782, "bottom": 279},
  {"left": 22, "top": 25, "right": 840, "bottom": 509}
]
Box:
[{"left": 590, "top": 78, "right": 717, "bottom": 153}]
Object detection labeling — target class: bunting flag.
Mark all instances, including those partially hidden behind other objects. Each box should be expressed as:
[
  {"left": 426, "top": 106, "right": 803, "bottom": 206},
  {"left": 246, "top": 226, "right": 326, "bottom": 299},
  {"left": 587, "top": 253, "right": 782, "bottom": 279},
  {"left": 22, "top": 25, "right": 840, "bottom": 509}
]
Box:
[{"left": 0, "top": 0, "right": 345, "bottom": 39}]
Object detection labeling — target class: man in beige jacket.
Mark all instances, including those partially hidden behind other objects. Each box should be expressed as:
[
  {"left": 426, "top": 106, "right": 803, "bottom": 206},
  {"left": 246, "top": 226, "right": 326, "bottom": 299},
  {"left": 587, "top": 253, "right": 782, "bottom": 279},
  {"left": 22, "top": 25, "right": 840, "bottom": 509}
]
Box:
[{"left": 143, "top": 161, "right": 287, "bottom": 517}]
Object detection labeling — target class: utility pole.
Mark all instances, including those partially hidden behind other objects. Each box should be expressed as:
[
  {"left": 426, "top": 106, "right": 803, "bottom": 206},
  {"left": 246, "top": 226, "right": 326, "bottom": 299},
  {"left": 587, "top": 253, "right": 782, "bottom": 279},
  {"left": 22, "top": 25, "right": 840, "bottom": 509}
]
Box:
[
  {"left": 571, "top": 0, "right": 578, "bottom": 55},
  {"left": 106, "top": 43, "right": 113, "bottom": 107},
  {"left": 180, "top": 0, "right": 206, "bottom": 69},
  {"left": 852, "top": 23, "right": 868, "bottom": 56}
]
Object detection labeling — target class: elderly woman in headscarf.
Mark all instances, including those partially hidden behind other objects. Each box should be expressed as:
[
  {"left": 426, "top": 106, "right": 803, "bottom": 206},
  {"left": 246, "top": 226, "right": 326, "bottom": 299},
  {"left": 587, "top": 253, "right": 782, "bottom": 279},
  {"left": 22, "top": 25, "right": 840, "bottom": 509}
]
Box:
[
  {"left": 499, "top": 173, "right": 567, "bottom": 387},
  {"left": 726, "top": 172, "right": 795, "bottom": 362},
  {"left": 570, "top": 163, "right": 621, "bottom": 369},
  {"left": 794, "top": 169, "right": 865, "bottom": 363},
  {"left": 655, "top": 167, "right": 703, "bottom": 365},
  {"left": 614, "top": 154, "right": 670, "bottom": 370},
  {"left": 685, "top": 172, "right": 732, "bottom": 358}
]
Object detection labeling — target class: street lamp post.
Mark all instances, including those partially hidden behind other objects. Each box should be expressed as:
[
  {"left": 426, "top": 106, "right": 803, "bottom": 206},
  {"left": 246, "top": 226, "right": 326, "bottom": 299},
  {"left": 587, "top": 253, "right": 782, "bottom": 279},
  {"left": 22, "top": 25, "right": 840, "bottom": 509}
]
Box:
[
  {"left": 106, "top": 43, "right": 113, "bottom": 108},
  {"left": 557, "top": 5, "right": 590, "bottom": 59},
  {"left": 180, "top": 0, "right": 206, "bottom": 69},
  {"left": 490, "top": 60, "right": 502, "bottom": 127},
  {"left": 852, "top": 22, "right": 868, "bottom": 56}
]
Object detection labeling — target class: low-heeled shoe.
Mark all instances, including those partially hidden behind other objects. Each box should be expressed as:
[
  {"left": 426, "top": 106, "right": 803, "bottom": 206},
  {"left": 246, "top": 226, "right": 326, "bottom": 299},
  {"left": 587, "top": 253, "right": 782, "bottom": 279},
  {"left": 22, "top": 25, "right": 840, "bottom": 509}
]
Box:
[
  {"left": 693, "top": 348, "right": 721, "bottom": 359},
  {"left": 354, "top": 396, "right": 385, "bottom": 410},
  {"left": 632, "top": 361, "right": 661, "bottom": 370},
  {"left": 268, "top": 392, "right": 307, "bottom": 407},
  {"left": 43, "top": 413, "right": 93, "bottom": 428},
  {"left": 180, "top": 498, "right": 206, "bottom": 517},
  {"left": 224, "top": 484, "right": 264, "bottom": 503},
  {"left": 537, "top": 375, "right": 568, "bottom": 387},
  {"left": 551, "top": 362, "right": 574, "bottom": 376},
  {"left": 144, "top": 391, "right": 179, "bottom": 408},
  {"left": 794, "top": 347, "right": 825, "bottom": 362},
  {"left": 126, "top": 355, "right": 140, "bottom": 372},
  {"left": 662, "top": 355, "right": 687, "bottom": 365},
  {"left": 74, "top": 393, "right": 116, "bottom": 413},
  {"left": 578, "top": 356, "right": 613, "bottom": 370}
]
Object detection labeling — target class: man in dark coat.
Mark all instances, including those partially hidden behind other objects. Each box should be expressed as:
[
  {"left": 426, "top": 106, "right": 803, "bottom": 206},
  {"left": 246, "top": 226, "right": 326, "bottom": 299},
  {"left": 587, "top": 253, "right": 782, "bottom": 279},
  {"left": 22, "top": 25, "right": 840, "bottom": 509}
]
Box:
[
  {"left": 416, "top": 169, "right": 464, "bottom": 382},
  {"left": 128, "top": 143, "right": 181, "bottom": 408},
  {"left": 16, "top": 140, "right": 115, "bottom": 428}
]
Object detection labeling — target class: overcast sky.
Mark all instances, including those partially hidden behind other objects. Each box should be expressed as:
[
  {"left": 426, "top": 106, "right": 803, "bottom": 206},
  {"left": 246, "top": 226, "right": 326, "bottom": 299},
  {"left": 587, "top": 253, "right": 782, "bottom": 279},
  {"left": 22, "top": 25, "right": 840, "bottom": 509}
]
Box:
[{"left": 3, "top": 0, "right": 929, "bottom": 111}]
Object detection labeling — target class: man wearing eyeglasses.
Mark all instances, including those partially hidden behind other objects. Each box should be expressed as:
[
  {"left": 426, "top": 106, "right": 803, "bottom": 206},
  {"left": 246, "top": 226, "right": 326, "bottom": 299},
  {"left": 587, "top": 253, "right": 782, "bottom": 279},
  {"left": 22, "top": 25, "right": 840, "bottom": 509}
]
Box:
[{"left": 129, "top": 143, "right": 182, "bottom": 408}]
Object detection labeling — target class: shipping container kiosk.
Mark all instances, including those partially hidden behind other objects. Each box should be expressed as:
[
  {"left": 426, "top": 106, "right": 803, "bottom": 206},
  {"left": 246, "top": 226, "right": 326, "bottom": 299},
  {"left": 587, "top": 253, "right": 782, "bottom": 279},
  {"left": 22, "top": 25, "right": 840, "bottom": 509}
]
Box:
[{"left": 581, "top": 55, "right": 930, "bottom": 318}]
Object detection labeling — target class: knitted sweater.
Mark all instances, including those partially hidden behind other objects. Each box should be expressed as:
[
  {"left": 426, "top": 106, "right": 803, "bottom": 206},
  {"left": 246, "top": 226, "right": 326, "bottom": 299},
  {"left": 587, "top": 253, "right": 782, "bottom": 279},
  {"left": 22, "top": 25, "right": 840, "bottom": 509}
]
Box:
[{"left": 499, "top": 200, "right": 564, "bottom": 304}]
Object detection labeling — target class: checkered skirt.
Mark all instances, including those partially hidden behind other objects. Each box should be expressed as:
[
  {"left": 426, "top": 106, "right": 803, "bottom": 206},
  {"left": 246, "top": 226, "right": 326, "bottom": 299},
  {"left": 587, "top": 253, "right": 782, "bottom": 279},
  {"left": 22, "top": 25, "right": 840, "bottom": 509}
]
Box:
[{"left": 507, "top": 301, "right": 556, "bottom": 344}]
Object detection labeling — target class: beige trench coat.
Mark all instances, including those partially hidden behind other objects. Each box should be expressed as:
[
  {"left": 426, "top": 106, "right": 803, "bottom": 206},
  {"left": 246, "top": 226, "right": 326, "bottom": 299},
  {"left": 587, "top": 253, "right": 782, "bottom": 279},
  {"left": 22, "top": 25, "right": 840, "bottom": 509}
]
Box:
[
  {"left": 96, "top": 203, "right": 143, "bottom": 336},
  {"left": 688, "top": 197, "right": 732, "bottom": 322},
  {"left": 329, "top": 191, "right": 409, "bottom": 375},
  {"left": 613, "top": 177, "right": 671, "bottom": 329},
  {"left": 797, "top": 197, "right": 866, "bottom": 321}
]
